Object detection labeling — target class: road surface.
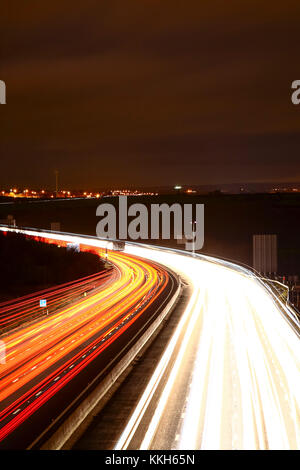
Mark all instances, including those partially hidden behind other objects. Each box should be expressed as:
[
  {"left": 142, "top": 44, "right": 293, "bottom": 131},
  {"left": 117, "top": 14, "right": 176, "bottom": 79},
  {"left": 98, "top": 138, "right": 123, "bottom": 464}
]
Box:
[
  {"left": 115, "top": 245, "right": 300, "bottom": 450},
  {"left": 0, "top": 232, "right": 174, "bottom": 448},
  {"left": 0, "top": 227, "right": 299, "bottom": 450}
]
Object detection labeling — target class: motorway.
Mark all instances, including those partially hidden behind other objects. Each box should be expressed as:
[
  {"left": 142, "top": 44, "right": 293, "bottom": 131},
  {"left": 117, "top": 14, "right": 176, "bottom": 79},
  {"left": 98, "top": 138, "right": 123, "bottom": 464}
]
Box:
[
  {"left": 0, "top": 270, "right": 114, "bottom": 333},
  {"left": 0, "top": 228, "right": 299, "bottom": 449},
  {"left": 0, "top": 233, "right": 175, "bottom": 448},
  {"left": 114, "top": 245, "right": 300, "bottom": 450}
]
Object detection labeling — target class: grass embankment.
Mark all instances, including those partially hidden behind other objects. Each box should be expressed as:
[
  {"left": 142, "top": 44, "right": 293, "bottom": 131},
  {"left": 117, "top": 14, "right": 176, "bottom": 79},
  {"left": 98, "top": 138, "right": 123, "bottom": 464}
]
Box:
[{"left": 0, "top": 231, "right": 106, "bottom": 302}]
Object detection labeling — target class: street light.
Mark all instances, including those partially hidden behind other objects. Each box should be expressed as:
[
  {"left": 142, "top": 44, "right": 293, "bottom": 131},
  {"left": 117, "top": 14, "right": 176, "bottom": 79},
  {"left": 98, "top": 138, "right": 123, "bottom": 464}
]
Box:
[{"left": 189, "top": 221, "right": 197, "bottom": 256}]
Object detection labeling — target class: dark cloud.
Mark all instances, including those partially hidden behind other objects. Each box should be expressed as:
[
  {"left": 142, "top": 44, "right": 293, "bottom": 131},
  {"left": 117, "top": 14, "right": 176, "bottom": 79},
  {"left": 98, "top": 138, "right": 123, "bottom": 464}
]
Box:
[{"left": 1, "top": 1, "right": 300, "bottom": 189}]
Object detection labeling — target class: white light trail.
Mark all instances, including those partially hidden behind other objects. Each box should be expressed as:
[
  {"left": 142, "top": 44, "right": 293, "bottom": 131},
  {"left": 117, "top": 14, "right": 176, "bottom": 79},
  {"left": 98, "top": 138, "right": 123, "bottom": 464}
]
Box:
[
  {"left": 117, "top": 245, "right": 300, "bottom": 450},
  {"left": 1, "top": 227, "right": 299, "bottom": 449}
]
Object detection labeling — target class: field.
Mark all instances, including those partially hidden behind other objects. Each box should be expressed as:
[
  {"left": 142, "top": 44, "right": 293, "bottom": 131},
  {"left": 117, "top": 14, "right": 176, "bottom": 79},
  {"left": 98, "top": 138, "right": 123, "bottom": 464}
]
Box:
[{"left": 0, "top": 193, "right": 299, "bottom": 276}]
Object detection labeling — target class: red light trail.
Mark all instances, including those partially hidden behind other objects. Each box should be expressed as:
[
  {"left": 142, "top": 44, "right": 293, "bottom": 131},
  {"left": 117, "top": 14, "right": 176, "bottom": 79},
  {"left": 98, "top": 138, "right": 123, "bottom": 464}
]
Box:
[{"left": 0, "top": 235, "right": 172, "bottom": 447}]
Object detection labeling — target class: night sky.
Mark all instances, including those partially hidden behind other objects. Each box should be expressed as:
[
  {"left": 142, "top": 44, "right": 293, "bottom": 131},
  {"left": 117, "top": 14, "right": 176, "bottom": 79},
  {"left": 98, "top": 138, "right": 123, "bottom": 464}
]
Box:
[{"left": 1, "top": 1, "right": 300, "bottom": 189}]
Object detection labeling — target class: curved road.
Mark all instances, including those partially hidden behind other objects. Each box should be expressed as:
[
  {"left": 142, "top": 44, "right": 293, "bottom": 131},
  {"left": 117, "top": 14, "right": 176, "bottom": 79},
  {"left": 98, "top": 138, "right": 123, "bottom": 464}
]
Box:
[
  {"left": 0, "top": 228, "right": 299, "bottom": 450},
  {"left": 0, "top": 232, "right": 175, "bottom": 448},
  {"left": 115, "top": 245, "right": 300, "bottom": 450}
]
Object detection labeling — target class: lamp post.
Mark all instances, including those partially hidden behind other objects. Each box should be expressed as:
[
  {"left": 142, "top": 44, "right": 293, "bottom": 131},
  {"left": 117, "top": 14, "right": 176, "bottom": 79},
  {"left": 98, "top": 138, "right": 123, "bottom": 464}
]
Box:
[
  {"left": 191, "top": 220, "right": 196, "bottom": 257},
  {"left": 55, "top": 170, "right": 59, "bottom": 198}
]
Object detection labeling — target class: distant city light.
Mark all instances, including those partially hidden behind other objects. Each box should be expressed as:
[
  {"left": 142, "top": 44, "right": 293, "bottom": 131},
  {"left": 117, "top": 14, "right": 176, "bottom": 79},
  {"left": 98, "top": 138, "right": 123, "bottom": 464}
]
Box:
[{"left": 0, "top": 183, "right": 299, "bottom": 201}]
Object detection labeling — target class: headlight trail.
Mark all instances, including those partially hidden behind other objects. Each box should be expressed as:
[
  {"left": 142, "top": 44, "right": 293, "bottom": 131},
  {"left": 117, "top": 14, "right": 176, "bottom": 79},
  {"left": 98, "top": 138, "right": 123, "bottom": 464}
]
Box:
[
  {"left": 0, "top": 227, "right": 299, "bottom": 450},
  {"left": 115, "top": 245, "right": 300, "bottom": 450}
]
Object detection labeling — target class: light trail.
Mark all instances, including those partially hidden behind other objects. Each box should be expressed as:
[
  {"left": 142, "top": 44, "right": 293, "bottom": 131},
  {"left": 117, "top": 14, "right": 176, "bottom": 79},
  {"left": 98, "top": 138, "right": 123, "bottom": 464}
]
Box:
[
  {"left": 0, "top": 230, "right": 173, "bottom": 448},
  {"left": 0, "top": 227, "right": 299, "bottom": 450},
  {"left": 115, "top": 245, "right": 300, "bottom": 450},
  {"left": 0, "top": 270, "right": 113, "bottom": 332}
]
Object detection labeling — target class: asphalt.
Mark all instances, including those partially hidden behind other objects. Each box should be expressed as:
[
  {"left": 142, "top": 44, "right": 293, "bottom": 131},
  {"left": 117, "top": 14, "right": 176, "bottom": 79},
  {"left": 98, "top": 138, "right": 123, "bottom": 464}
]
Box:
[{"left": 73, "top": 281, "right": 191, "bottom": 450}]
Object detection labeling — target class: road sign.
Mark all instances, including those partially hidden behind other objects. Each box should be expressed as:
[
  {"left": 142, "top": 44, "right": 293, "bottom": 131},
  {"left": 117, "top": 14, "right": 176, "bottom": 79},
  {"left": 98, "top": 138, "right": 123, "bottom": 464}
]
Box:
[{"left": 39, "top": 299, "right": 47, "bottom": 307}]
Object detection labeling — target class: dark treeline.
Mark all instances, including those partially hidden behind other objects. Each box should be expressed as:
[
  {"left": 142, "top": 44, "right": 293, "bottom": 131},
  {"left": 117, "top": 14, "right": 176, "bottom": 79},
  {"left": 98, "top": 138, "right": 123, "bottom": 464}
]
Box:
[{"left": 0, "top": 232, "right": 105, "bottom": 301}]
